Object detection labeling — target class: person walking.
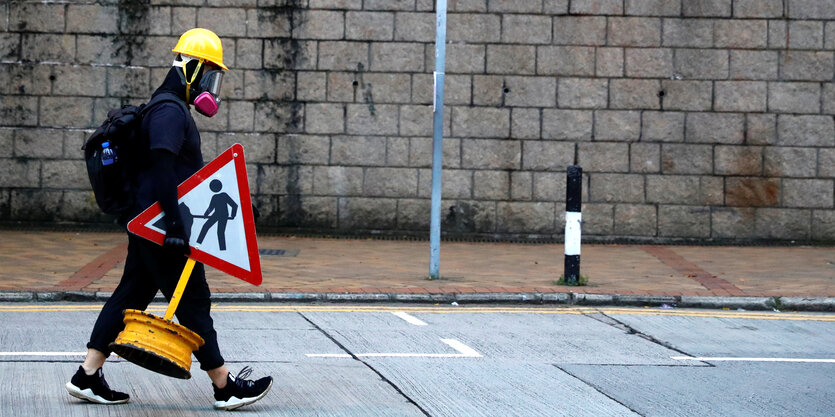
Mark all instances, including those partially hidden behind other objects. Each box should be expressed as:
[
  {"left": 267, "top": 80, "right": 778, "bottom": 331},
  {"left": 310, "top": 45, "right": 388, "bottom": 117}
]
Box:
[{"left": 65, "top": 28, "right": 273, "bottom": 411}]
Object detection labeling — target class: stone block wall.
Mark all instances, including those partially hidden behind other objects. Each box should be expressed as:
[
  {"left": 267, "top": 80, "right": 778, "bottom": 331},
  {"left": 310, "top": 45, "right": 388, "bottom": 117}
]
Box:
[{"left": 1, "top": 0, "right": 834, "bottom": 242}]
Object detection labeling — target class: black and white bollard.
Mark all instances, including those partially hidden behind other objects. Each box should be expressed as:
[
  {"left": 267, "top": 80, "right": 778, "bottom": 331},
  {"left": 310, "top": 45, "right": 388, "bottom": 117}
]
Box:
[{"left": 563, "top": 166, "right": 582, "bottom": 285}]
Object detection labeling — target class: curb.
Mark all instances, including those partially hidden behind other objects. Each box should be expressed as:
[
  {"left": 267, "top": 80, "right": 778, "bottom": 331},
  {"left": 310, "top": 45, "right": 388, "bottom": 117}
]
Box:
[{"left": 1, "top": 290, "right": 834, "bottom": 312}]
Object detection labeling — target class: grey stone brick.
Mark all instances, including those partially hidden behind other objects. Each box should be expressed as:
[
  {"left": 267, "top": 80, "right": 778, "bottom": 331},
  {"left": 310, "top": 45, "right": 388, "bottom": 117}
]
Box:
[
  {"left": 252, "top": 101, "right": 301, "bottom": 133},
  {"left": 387, "top": 137, "right": 410, "bottom": 167},
  {"left": 246, "top": 8, "right": 291, "bottom": 38},
  {"left": 578, "top": 143, "right": 630, "bottom": 172},
  {"left": 452, "top": 107, "right": 510, "bottom": 138},
  {"left": 608, "top": 17, "right": 662, "bottom": 47},
  {"left": 346, "top": 12, "right": 394, "bottom": 40},
  {"left": 764, "top": 147, "right": 817, "bottom": 178},
  {"left": 42, "top": 161, "right": 88, "bottom": 189},
  {"left": 768, "top": 82, "right": 820, "bottom": 114},
  {"left": 712, "top": 207, "right": 756, "bottom": 238},
  {"left": 13, "top": 129, "right": 64, "bottom": 159},
  {"left": 277, "top": 135, "right": 329, "bottom": 165},
  {"left": 0, "top": 159, "right": 40, "bottom": 188},
  {"left": 780, "top": 51, "right": 835, "bottom": 82},
  {"left": 442, "top": 44, "right": 486, "bottom": 74},
  {"left": 658, "top": 205, "right": 711, "bottom": 237},
  {"left": 0, "top": 96, "right": 38, "bottom": 127},
  {"left": 3, "top": 64, "right": 52, "bottom": 96},
  {"left": 553, "top": 16, "right": 607, "bottom": 46},
  {"left": 631, "top": 143, "right": 661, "bottom": 173},
  {"left": 226, "top": 101, "right": 253, "bottom": 132},
  {"left": 293, "top": 10, "right": 344, "bottom": 39},
  {"left": 92, "top": 98, "right": 121, "bottom": 127},
  {"left": 473, "top": 171, "right": 510, "bottom": 200},
  {"left": 537, "top": 46, "right": 595, "bottom": 76},
  {"left": 364, "top": 0, "right": 414, "bottom": 10},
  {"left": 236, "top": 38, "right": 263, "bottom": 69},
  {"left": 502, "top": 14, "right": 551, "bottom": 44},
  {"left": 626, "top": 0, "right": 681, "bottom": 15},
  {"left": 522, "top": 141, "right": 575, "bottom": 171},
  {"left": 194, "top": 106, "right": 229, "bottom": 132},
  {"left": 812, "top": 210, "right": 835, "bottom": 240},
  {"left": 11, "top": 190, "right": 62, "bottom": 221},
  {"left": 60, "top": 191, "right": 105, "bottom": 222},
  {"left": 297, "top": 71, "right": 327, "bottom": 101},
  {"left": 558, "top": 78, "right": 607, "bottom": 109},
  {"left": 107, "top": 67, "right": 150, "bottom": 98},
  {"left": 730, "top": 50, "right": 778, "bottom": 80},
  {"left": 822, "top": 148, "right": 835, "bottom": 177},
  {"left": 319, "top": 41, "right": 369, "bottom": 71},
  {"left": 532, "top": 172, "right": 565, "bottom": 201},
  {"left": 544, "top": 0, "right": 570, "bottom": 14},
  {"left": 346, "top": 104, "right": 398, "bottom": 135},
  {"left": 504, "top": 76, "right": 557, "bottom": 107},
  {"left": 768, "top": 20, "right": 788, "bottom": 49},
  {"left": 625, "top": 48, "right": 673, "bottom": 78},
  {"left": 461, "top": 139, "right": 520, "bottom": 169},
  {"left": 714, "top": 145, "right": 763, "bottom": 176},
  {"left": 172, "top": 7, "right": 197, "bottom": 35},
  {"left": 714, "top": 81, "right": 767, "bottom": 112},
  {"left": 610, "top": 79, "right": 661, "bottom": 109},
  {"left": 313, "top": 166, "right": 363, "bottom": 195},
  {"left": 642, "top": 111, "right": 685, "bottom": 142},
  {"left": 331, "top": 135, "right": 386, "bottom": 166},
  {"left": 647, "top": 175, "right": 699, "bottom": 204},
  {"left": 395, "top": 12, "right": 434, "bottom": 42},
  {"left": 827, "top": 23, "right": 835, "bottom": 50},
  {"left": 661, "top": 80, "right": 712, "bottom": 111},
  {"left": 487, "top": 45, "right": 536, "bottom": 74},
  {"left": 674, "top": 49, "right": 729, "bottom": 79},
  {"left": 582, "top": 203, "right": 614, "bottom": 235},
  {"left": 396, "top": 198, "right": 431, "bottom": 230},
  {"left": 197, "top": 7, "right": 246, "bottom": 37},
  {"left": 714, "top": 19, "right": 767, "bottom": 49},
  {"left": 371, "top": 42, "right": 424, "bottom": 72},
  {"left": 682, "top": 0, "right": 731, "bottom": 16},
  {"left": 789, "top": 0, "right": 835, "bottom": 19},
  {"left": 701, "top": 176, "right": 725, "bottom": 206},
  {"left": 726, "top": 177, "right": 780, "bottom": 206},
  {"left": 0, "top": 34, "right": 20, "bottom": 61},
  {"left": 304, "top": 103, "right": 345, "bottom": 133},
  {"left": 278, "top": 195, "right": 338, "bottom": 229},
  {"left": 686, "top": 113, "right": 744, "bottom": 144},
  {"left": 542, "top": 109, "right": 593, "bottom": 140},
  {"left": 571, "top": 0, "right": 623, "bottom": 14},
  {"left": 356, "top": 73, "right": 411, "bottom": 103},
  {"left": 597, "top": 47, "right": 624, "bottom": 77},
  {"left": 124, "top": 7, "right": 170, "bottom": 36},
  {"left": 417, "top": 169, "right": 472, "bottom": 198},
  {"left": 824, "top": 83, "right": 835, "bottom": 115},
  {"left": 733, "top": 0, "right": 783, "bottom": 18},
  {"left": 40, "top": 97, "right": 93, "bottom": 128},
  {"left": 594, "top": 110, "right": 641, "bottom": 141},
  {"left": 399, "top": 104, "right": 451, "bottom": 137},
  {"left": 326, "top": 72, "right": 356, "bottom": 102},
  {"left": 264, "top": 39, "right": 317, "bottom": 70},
  {"left": 590, "top": 173, "right": 644, "bottom": 202},
  {"left": 614, "top": 204, "right": 656, "bottom": 235},
  {"left": 0, "top": 130, "right": 11, "bottom": 158},
  {"left": 777, "top": 115, "right": 835, "bottom": 147},
  {"left": 511, "top": 171, "right": 533, "bottom": 200},
  {"left": 338, "top": 197, "right": 398, "bottom": 230},
  {"left": 68, "top": 5, "right": 119, "bottom": 34},
  {"left": 21, "top": 34, "right": 75, "bottom": 63},
  {"left": 755, "top": 208, "right": 810, "bottom": 239},
  {"left": 788, "top": 21, "right": 824, "bottom": 49},
  {"left": 511, "top": 108, "right": 540, "bottom": 139},
  {"left": 783, "top": 179, "right": 834, "bottom": 208},
  {"left": 497, "top": 202, "right": 556, "bottom": 234},
  {"left": 10, "top": 3, "right": 65, "bottom": 33},
  {"left": 489, "top": 0, "right": 542, "bottom": 13},
  {"left": 662, "top": 144, "right": 713, "bottom": 174},
  {"left": 309, "top": 0, "right": 362, "bottom": 8},
  {"left": 364, "top": 167, "right": 418, "bottom": 197},
  {"left": 746, "top": 114, "right": 777, "bottom": 145},
  {"left": 448, "top": 13, "right": 501, "bottom": 43},
  {"left": 662, "top": 19, "right": 713, "bottom": 48}
]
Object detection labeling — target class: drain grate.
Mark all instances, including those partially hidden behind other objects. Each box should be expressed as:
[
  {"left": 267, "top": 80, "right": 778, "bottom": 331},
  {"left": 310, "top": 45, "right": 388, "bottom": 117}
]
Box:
[{"left": 259, "top": 249, "right": 299, "bottom": 257}]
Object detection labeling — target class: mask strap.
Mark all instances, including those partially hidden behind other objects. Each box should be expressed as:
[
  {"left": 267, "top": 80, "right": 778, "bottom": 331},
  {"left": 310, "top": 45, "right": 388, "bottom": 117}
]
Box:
[{"left": 181, "top": 58, "right": 204, "bottom": 106}]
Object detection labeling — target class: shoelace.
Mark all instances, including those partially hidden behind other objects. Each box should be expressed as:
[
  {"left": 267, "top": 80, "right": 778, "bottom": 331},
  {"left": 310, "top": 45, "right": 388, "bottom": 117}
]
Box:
[{"left": 234, "top": 366, "right": 255, "bottom": 388}]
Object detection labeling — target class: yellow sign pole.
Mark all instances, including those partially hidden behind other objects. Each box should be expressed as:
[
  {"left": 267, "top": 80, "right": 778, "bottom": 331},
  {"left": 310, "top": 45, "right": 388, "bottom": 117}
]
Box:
[{"left": 164, "top": 258, "right": 196, "bottom": 321}]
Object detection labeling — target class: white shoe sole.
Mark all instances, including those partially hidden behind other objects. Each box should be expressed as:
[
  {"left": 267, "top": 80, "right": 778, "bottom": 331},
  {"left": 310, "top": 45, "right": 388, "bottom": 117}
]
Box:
[
  {"left": 214, "top": 379, "right": 273, "bottom": 411},
  {"left": 65, "top": 382, "right": 130, "bottom": 405}
]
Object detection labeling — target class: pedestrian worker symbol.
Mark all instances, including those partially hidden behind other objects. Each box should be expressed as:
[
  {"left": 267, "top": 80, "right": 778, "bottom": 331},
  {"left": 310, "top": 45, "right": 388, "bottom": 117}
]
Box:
[{"left": 195, "top": 179, "right": 238, "bottom": 251}]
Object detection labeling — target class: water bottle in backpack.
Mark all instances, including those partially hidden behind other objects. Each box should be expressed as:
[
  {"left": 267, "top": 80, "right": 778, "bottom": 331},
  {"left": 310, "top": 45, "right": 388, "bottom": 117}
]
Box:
[{"left": 101, "top": 142, "right": 117, "bottom": 166}]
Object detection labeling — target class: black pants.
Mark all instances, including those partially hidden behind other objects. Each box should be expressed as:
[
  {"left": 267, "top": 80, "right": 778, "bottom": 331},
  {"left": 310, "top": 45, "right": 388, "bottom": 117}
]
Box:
[{"left": 87, "top": 234, "right": 225, "bottom": 371}]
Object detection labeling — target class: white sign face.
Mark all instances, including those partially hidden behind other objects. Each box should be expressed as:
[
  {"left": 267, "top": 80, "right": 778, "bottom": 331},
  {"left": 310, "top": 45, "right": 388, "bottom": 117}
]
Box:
[{"left": 147, "top": 159, "right": 250, "bottom": 272}]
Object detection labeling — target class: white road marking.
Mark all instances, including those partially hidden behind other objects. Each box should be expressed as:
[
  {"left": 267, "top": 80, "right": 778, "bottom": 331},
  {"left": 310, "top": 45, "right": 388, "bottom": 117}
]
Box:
[
  {"left": 672, "top": 356, "right": 835, "bottom": 363},
  {"left": 306, "top": 338, "right": 481, "bottom": 358},
  {"left": 392, "top": 311, "right": 428, "bottom": 326},
  {"left": 0, "top": 352, "right": 117, "bottom": 357}
]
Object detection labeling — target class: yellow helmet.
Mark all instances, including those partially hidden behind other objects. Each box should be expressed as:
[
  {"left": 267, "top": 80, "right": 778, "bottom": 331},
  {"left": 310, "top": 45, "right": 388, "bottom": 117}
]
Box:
[{"left": 172, "top": 28, "right": 228, "bottom": 70}]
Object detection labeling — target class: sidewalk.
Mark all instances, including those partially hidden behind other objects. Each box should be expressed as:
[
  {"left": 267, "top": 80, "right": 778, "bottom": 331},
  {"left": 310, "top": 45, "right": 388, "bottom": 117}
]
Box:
[{"left": 0, "top": 230, "right": 833, "bottom": 310}]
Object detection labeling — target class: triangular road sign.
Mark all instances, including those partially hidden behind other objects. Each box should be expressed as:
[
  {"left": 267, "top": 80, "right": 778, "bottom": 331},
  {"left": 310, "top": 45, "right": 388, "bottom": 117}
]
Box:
[{"left": 128, "top": 144, "right": 262, "bottom": 285}]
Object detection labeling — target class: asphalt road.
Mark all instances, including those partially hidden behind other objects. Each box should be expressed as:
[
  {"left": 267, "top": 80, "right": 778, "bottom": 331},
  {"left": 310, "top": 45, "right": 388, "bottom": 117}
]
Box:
[{"left": 1, "top": 304, "right": 833, "bottom": 416}]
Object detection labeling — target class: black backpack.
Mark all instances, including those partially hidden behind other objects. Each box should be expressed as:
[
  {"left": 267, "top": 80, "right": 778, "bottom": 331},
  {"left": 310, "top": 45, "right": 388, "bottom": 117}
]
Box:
[{"left": 82, "top": 93, "right": 188, "bottom": 216}]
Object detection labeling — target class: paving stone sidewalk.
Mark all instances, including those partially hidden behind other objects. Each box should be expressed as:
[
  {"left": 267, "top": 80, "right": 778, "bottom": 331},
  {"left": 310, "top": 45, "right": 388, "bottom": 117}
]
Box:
[{"left": 0, "top": 231, "right": 833, "bottom": 310}]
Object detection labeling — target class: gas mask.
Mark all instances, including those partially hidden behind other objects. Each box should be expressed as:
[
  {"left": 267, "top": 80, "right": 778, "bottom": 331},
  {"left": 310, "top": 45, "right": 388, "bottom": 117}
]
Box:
[{"left": 173, "top": 55, "right": 224, "bottom": 117}]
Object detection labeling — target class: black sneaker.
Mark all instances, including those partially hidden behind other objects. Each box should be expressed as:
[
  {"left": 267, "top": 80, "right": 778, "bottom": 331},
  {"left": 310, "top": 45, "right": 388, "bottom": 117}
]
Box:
[
  {"left": 65, "top": 366, "right": 130, "bottom": 405},
  {"left": 212, "top": 366, "right": 273, "bottom": 411}
]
